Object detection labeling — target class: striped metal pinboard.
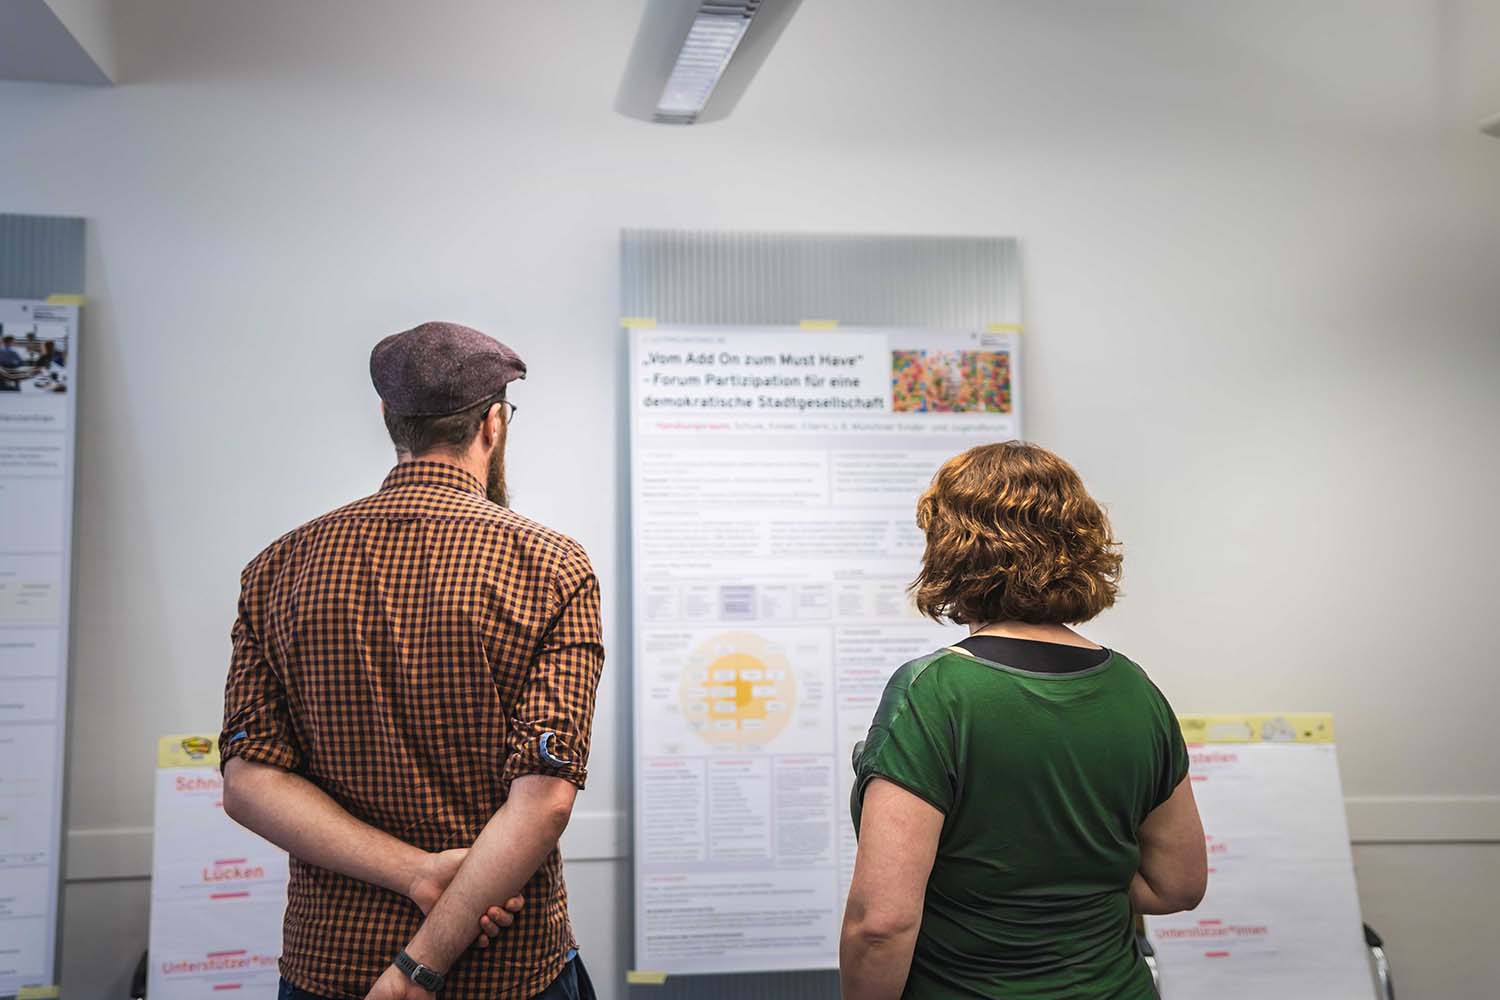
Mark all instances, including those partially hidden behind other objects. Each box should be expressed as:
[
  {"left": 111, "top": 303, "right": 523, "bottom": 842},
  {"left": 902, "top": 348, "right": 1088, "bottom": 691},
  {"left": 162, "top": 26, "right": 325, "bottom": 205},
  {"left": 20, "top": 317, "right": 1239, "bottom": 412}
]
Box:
[
  {"left": 0, "top": 213, "right": 85, "bottom": 299},
  {"left": 620, "top": 228, "right": 1019, "bottom": 1000}
]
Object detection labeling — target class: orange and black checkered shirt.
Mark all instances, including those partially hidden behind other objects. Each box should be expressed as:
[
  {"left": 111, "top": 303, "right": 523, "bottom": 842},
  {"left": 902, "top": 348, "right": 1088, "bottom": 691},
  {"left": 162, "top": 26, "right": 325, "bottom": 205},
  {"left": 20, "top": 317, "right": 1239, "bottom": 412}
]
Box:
[{"left": 220, "top": 461, "right": 604, "bottom": 1000}]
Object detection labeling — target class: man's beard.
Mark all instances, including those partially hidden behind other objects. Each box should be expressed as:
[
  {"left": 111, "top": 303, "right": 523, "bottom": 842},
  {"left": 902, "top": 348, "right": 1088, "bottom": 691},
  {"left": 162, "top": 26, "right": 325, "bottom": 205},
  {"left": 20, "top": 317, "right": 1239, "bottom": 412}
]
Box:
[{"left": 486, "top": 444, "right": 508, "bottom": 507}]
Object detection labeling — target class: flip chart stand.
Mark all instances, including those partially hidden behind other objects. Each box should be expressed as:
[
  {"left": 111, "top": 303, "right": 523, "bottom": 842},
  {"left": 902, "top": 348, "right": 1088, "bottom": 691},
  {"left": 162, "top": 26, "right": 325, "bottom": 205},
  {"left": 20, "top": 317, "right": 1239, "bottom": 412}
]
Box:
[{"left": 1144, "top": 714, "right": 1389, "bottom": 1000}]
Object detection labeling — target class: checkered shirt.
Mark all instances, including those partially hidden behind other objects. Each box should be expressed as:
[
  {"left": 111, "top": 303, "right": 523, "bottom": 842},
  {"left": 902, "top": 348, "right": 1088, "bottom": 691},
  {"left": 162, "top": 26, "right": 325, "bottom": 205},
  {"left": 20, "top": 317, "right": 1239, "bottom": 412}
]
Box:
[{"left": 220, "top": 461, "right": 604, "bottom": 1000}]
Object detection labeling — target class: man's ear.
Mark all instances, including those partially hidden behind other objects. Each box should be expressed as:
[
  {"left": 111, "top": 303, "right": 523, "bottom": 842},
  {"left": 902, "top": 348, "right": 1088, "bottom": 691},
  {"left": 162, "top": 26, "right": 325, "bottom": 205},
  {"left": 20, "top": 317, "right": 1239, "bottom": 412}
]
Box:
[{"left": 483, "top": 402, "right": 505, "bottom": 449}]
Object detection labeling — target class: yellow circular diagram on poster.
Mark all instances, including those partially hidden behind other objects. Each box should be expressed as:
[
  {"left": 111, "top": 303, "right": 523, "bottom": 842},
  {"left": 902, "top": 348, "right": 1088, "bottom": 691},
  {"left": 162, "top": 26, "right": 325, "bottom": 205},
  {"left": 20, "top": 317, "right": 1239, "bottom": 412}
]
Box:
[{"left": 680, "top": 632, "right": 796, "bottom": 748}]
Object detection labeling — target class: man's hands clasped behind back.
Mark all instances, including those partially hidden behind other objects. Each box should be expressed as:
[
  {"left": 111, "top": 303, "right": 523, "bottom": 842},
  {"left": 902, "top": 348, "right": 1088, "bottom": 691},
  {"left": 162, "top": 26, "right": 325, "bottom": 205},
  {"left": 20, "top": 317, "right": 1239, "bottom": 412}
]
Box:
[{"left": 405, "top": 847, "right": 526, "bottom": 950}]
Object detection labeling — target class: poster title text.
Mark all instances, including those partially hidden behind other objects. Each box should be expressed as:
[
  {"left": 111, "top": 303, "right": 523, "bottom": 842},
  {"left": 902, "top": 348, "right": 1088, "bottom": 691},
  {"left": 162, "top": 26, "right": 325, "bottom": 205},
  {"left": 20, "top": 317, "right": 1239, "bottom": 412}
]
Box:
[{"left": 640, "top": 349, "right": 886, "bottom": 412}]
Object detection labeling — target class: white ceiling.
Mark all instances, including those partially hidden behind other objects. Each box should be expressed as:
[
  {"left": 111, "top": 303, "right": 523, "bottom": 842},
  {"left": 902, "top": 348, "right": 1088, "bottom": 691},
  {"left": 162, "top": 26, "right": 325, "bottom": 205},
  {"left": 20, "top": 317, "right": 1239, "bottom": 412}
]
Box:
[
  {"left": 0, "top": 0, "right": 110, "bottom": 85},
  {"left": 30, "top": 0, "right": 1495, "bottom": 136}
]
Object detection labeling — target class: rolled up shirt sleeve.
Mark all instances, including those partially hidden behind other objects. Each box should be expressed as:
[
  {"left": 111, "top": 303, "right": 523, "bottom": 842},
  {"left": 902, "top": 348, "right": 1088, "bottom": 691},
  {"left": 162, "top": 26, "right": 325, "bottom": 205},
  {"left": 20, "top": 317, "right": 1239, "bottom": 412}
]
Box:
[
  {"left": 502, "top": 545, "right": 604, "bottom": 789},
  {"left": 220, "top": 562, "right": 303, "bottom": 774}
]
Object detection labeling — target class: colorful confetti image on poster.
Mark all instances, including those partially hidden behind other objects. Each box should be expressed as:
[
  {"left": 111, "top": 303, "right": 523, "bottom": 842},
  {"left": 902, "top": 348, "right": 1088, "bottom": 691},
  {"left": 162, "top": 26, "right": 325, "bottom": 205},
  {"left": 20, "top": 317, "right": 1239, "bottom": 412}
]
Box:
[{"left": 891, "top": 349, "right": 1012, "bottom": 413}]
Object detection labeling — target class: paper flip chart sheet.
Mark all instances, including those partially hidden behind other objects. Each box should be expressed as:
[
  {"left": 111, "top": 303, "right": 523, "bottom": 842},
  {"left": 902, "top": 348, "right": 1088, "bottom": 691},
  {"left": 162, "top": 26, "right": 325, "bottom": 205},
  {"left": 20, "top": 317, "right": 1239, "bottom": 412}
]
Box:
[
  {"left": 148, "top": 735, "right": 288, "bottom": 999},
  {"left": 1146, "top": 714, "right": 1374, "bottom": 999}
]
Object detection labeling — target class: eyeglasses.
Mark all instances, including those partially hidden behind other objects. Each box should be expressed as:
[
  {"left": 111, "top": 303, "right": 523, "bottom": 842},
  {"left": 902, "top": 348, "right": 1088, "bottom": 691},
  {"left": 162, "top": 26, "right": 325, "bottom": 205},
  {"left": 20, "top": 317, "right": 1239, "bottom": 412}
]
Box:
[{"left": 499, "top": 399, "right": 518, "bottom": 424}]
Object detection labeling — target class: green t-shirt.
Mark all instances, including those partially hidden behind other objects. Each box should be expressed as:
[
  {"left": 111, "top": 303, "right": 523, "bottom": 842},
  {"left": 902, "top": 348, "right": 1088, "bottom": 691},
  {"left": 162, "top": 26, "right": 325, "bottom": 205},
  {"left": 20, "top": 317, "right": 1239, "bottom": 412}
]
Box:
[{"left": 851, "top": 647, "right": 1189, "bottom": 1000}]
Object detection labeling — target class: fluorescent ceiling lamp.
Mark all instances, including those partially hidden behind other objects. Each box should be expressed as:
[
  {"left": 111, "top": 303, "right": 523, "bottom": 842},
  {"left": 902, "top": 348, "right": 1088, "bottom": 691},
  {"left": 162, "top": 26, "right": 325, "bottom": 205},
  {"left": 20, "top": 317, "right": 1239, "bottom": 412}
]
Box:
[
  {"left": 616, "top": 0, "right": 803, "bottom": 125},
  {"left": 655, "top": 5, "right": 757, "bottom": 123}
]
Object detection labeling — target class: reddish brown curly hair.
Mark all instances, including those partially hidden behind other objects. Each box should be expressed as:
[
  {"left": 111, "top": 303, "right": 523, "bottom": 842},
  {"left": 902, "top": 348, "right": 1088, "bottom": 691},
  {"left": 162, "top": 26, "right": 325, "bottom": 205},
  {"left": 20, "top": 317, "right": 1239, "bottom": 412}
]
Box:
[{"left": 911, "top": 441, "right": 1122, "bottom": 625}]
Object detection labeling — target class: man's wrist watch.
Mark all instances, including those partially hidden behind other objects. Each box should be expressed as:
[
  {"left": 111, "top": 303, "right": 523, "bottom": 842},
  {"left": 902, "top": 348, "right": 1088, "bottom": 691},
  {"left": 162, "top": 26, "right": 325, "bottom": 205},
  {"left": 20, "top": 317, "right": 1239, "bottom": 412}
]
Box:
[{"left": 394, "top": 950, "right": 445, "bottom": 993}]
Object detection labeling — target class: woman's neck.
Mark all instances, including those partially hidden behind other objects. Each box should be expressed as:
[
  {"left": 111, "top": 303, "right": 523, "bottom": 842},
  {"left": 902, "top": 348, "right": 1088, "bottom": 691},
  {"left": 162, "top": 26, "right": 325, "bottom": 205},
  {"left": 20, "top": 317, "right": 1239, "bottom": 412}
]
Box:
[{"left": 967, "top": 620, "right": 1102, "bottom": 649}]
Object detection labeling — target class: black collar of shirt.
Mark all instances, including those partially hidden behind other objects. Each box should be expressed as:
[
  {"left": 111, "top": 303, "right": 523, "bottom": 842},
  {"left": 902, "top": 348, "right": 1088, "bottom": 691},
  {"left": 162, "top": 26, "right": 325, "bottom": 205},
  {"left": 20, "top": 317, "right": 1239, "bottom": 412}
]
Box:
[
  {"left": 955, "top": 634, "right": 1112, "bottom": 674},
  {"left": 380, "top": 461, "right": 486, "bottom": 498}
]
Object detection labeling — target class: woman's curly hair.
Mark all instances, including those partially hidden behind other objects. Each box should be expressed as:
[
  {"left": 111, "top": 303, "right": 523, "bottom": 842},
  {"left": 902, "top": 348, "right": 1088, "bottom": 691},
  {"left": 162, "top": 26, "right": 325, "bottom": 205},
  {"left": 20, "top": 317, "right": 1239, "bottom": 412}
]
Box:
[{"left": 911, "top": 441, "right": 1122, "bottom": 625}]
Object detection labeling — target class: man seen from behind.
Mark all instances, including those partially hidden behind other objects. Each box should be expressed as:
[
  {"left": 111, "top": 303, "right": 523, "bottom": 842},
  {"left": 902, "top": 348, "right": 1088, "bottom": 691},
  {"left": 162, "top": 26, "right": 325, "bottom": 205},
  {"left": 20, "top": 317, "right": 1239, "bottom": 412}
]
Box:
[{"left": 219, "top": 321, "right": 604, "bottom": 1000}]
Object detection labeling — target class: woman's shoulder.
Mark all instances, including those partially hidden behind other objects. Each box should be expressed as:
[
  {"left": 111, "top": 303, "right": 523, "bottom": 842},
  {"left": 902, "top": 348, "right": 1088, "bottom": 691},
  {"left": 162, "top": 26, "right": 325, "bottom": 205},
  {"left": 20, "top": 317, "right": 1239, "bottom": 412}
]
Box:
[
  {"left": 869, "top": 646, "right": 972, "bottom": 714},
  {"left": 875, "top": 645, "right": 1001, "bottom": 714},
  {"left": 1104, "top": 649, "right": 1181, "bottom": 713},
  {"left": 881, "top": 647, "right": 960, "bottom": 697},
  {"left": 1110, "top": 647, "right": 1162, "bottom": 680}
]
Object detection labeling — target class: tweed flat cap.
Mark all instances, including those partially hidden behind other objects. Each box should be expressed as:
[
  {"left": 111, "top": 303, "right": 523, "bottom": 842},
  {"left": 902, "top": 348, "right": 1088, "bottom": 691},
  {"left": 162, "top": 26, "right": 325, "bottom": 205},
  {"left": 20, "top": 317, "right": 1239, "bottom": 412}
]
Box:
[{"left": 370, "top": 321, "right": 527, "bottom": 417}]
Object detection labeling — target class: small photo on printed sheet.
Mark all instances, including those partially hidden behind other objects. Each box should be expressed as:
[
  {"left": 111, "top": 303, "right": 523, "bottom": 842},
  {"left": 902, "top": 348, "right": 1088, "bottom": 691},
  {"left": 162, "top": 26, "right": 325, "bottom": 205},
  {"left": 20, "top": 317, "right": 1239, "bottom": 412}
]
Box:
[
  {"left": 0, "top": 325, "right": 69, "bottom": 395},
  {"left": 891, "top": 349, "right": 1011, "bottom": 413}
]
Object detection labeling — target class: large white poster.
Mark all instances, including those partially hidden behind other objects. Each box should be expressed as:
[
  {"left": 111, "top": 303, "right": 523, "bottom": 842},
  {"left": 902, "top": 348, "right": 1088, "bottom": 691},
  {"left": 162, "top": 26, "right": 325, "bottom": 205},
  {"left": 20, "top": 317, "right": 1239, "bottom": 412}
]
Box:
[
  {"left": 0, "top": 299, "right": 77, "bottom": 996},
  {"left": 1146, "top": 715, "right": 1373, "bottom": 999},
  {"left": 629, "top": 325, "right": 1022, "bottom": 975}
]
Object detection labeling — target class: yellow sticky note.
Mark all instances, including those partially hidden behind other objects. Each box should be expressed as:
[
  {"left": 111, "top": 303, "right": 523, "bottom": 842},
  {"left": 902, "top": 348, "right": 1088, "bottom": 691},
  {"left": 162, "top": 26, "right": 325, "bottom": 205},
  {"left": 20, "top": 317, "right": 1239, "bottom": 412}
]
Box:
[
  {"left": 626, "top": 970, "right": 669, "bottom": 985},
  {"left": 1178, "top": 713, "right": 1335, "bottom": 745},
  {"left": 158, "top": 733, "right": 221, "bottom": 768},
  {"left": 621, "top": 317, "right": 657, "bottom": 329},
  {"left": 18, "top": 986, "right": 61, "bottom": 1000},
  {"left": 985, "top": 322, "right": 1023, "bottom": 334},
  {"left": 45, "top": 294, "right": 85, "bottom": 306},
  {"left": 799, "top": 319, "right": 838, "bottom": 330}
]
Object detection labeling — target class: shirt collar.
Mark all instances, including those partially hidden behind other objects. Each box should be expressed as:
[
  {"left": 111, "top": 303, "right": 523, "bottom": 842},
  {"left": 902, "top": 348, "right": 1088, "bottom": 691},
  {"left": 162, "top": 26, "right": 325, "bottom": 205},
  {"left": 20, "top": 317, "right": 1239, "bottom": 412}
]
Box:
[{"left": 380, "top": 460, "right": 486, "bottom": 498}]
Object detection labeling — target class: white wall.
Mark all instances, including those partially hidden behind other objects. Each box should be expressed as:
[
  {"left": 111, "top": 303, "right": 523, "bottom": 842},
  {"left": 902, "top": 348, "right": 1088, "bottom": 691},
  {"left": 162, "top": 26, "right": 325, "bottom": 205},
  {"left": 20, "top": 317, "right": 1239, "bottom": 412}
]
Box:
[{"left": 3, "top": 0, "right": 1498, "bottom": 996}]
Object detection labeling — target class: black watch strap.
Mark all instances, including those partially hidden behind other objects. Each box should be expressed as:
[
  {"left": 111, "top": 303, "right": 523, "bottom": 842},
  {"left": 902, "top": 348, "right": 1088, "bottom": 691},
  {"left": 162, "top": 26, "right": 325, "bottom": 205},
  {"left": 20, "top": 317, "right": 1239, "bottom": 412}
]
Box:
[{"left": 394, "top": 950, "right": 445, "bottom": 993}]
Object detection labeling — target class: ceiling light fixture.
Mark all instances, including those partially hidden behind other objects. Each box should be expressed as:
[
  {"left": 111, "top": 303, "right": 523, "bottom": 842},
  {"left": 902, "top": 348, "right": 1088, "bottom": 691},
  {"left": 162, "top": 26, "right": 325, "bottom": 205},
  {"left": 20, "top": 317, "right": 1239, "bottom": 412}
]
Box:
[{"left": 616, "top": 0, "right": 803, "bottom": 126}]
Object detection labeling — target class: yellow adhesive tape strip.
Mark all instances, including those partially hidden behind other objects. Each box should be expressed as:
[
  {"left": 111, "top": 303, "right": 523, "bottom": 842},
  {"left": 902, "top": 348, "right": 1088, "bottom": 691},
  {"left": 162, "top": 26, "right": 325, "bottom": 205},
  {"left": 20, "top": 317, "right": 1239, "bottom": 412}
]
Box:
[
  {"left": 620, "top": 317, "right": 657, "bottom": 329},
  {"left": 158, "top": 733, "right": 221, "bottom": 768},
  {"left": 45, "top": 294, "right": 85, "bottom": 306},
  {"left": 985, "top": 322, "right": 1023, "bottom": 333},
  {"left": 799, "top": 319, "right": 839, "bottom": 330},
  {"left": 18, "top": 986, "right": 62, "bottom": 999},
  {"left": 626, "top": 970, "right": 669, "bottom": 985},
  {"left": 1179, "top": 713, "right": 1335, "bottom": 745}
]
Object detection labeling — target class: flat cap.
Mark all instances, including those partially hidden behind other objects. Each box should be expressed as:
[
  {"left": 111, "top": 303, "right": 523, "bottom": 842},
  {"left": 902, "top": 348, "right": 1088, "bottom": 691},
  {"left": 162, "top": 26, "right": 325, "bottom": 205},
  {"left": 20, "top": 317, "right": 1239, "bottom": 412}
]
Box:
[{"left": 370, "top": 321, "right": 526, "bottom": 417}]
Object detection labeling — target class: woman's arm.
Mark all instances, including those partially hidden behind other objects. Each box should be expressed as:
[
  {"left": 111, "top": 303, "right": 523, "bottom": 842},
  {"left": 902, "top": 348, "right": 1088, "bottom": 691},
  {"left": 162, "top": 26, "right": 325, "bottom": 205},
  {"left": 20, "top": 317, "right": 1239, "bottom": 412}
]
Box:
[
  {"left": 840, "top": 778, "right": 945, "bottom": 1000},
  {"left": 1131, "top": 775, "right": 1208, "bottom": 914}
]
